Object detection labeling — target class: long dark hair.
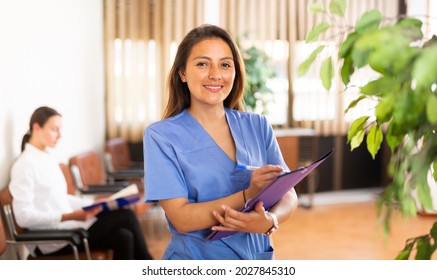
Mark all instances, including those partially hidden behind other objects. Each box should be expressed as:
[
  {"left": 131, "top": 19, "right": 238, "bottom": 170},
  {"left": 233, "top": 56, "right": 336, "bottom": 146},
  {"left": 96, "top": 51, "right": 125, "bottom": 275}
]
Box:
[
  {"left": 163, "top": 24, "right": 246, "bottom": 119},
  {"left": 21, "top": 106, "right": 61, "bottom": 152}
]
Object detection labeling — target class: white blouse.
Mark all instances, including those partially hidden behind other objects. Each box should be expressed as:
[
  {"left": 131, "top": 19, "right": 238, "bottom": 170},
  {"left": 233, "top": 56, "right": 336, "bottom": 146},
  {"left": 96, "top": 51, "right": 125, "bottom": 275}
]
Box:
[{"left": 9, "top": 143, "right": 96, "bottom": 254}]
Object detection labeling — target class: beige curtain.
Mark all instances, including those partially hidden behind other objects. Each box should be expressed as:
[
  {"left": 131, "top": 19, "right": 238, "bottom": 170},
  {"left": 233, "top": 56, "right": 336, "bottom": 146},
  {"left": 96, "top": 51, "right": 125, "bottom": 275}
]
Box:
[
  {"left": 104, "top": 0, "right": 399, "bottom": 141},
  {"left": 218, "top": 0, "right": 399, "bottom": 136},
  {"left": 104, "top": 0, "right": 206, "bottom": 142}
]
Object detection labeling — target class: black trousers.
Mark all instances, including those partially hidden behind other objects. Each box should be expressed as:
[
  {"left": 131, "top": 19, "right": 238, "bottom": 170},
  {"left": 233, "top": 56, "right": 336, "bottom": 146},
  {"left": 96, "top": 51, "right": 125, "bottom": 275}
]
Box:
[{"left": 37, "top": 208, "right": 153, "bottom": 260}]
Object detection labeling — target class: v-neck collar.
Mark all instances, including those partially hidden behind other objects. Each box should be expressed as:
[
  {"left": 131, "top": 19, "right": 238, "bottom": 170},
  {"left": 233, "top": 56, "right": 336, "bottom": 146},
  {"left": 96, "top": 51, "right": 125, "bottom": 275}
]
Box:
[{"left": 183, "top": 108, "right": 248, "bottom": 166}]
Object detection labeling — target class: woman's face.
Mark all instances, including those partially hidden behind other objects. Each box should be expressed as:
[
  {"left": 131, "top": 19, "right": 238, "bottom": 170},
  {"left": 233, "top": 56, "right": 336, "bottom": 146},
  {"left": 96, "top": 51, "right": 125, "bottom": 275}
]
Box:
[
  {"left": 32, "top": 115, "right": 62, "bottom": 149},
  {"left": 179, "top": 38, "right": 236, "bottom": 109}
]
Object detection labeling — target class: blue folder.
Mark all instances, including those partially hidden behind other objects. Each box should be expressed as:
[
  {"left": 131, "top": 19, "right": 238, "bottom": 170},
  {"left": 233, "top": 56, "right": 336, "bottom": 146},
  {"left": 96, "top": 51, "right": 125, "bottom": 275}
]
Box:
[{"left": 82, "top": 193, "right": 141, "bottom": 212}]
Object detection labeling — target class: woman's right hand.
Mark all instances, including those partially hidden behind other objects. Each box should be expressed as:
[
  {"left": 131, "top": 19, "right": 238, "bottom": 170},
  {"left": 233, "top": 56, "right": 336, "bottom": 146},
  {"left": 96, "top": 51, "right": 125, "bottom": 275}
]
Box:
[{"left": 245, "top": 165, "right": 283, "bottom": 201}]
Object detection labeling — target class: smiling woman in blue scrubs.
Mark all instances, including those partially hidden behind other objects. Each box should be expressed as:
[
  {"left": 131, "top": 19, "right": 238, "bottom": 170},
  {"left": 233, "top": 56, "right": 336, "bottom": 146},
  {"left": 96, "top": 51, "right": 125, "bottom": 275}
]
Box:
[{"left": 144, "top": 24, "right": 298, "bottom": 260}]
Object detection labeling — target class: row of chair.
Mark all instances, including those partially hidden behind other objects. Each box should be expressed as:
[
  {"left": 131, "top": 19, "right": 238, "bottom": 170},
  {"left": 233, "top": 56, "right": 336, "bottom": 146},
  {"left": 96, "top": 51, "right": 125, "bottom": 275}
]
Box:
[
  {"left": 69, "top": 138, "right": 144, "bottom": 196},
  {"left": 0, "top": 183, "right": 113, "bottom": 260},
  {"left": 0, "top": 137, "right": 146, "bottom": 259}
]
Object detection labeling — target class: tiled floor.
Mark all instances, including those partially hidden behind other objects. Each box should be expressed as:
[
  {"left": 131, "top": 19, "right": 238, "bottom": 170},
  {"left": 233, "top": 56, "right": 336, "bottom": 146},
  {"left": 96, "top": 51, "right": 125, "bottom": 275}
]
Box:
[{"left": 141, "top": 189, "right": 437, "bottom": 260}]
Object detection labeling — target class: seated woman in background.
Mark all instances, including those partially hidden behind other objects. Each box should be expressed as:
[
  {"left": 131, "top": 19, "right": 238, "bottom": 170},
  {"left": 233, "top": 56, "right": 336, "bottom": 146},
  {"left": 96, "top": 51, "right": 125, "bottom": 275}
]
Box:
[{"left": 9, "top": 106, "right": 153, "bottom": 260}]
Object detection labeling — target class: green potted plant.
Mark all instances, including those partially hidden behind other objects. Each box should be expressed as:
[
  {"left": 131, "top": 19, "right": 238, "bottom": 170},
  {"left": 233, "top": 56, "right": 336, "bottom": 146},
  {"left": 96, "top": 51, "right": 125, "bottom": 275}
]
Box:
[
  {"left": 239, "top": 42, "right": 275, "bottom": 113},
  {"left": 300, "top": 0, "right": 437, "bottom": 259}
]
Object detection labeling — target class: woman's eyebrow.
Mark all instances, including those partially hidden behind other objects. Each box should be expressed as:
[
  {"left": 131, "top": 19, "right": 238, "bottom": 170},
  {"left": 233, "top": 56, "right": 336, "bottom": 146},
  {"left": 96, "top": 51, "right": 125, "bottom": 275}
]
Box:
[{"left": 192, "top": 55, "right": 234, "bottom": 61}]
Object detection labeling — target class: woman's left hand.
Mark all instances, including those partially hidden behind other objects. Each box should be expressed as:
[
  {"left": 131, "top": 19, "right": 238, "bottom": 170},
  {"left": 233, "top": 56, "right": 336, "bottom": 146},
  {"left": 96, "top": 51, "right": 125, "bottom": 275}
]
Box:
[{"left": 211, "top": 201, "right": 273, "bottom": 234}]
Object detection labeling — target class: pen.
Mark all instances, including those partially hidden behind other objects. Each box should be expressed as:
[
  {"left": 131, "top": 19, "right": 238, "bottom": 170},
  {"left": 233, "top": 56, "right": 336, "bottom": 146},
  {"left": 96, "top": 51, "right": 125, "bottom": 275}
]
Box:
[
  {"left": 236, "top": 164, "right": 260, "bottom": 171},
  {"left": 236, "top": 164, "right": 301, "bottom": 174}
]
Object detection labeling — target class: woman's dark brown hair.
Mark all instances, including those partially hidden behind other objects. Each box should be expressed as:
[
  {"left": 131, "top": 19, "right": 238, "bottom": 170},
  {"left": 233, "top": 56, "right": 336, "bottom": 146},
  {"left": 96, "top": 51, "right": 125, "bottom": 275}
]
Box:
[
  {"left": 162, "top": 24, "right": 246, "bottom": 119},
  {"left": 21, "top": 106, "right": 61, "bottom": 152}
]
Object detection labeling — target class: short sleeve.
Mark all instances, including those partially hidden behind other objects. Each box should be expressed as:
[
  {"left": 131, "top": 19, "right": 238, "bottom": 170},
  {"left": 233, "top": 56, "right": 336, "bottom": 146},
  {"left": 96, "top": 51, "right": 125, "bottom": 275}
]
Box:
[
  {"left": 143, "top": 127, "right": 188, "bottom": 202},
  {"left": 260, "top": 115, "right": 288, "bottom": 170}
]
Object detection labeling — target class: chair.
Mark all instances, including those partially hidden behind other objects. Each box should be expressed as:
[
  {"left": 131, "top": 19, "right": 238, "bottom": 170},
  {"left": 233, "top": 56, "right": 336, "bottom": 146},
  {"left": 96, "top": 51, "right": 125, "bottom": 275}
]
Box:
[
  {"left": 275, "top": 129, "right": 318, "bottom": 208},
  {"left": 0, "top": 216, "right": 6, "bottom": 257},
  {"left": 59, "top": 163, "right": 77, "bottom": 195},
  {"left": 69, "top": 150, "right": 129, "bottom": 195},
  {"left": 104, "top": 137, "right": 144, "bottom": 181},
  {"left": 68, "top": 151, "right": 152, "bottom": 217},
  {"left": 103, "top": 139, "right": 146, "bottom": 212},
  {"left": 0, "top": 187, "right": 111, "bottom": 260}
]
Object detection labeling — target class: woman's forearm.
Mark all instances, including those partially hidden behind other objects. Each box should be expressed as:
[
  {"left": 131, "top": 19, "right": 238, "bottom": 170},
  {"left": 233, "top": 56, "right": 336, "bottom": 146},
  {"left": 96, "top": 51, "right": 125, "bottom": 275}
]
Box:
[
  {"left": 269, "top": 189, "right": 298, "bottom": 224},
  {"left": 159, "top": 190, "right": 246, "bottom": 233}
]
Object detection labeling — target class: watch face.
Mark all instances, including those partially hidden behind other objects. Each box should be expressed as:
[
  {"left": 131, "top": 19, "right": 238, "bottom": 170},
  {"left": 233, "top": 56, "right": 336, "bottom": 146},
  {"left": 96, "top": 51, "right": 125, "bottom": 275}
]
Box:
[
  {"left": 265, "top": 212, "right": 279, "bottom": 236},
  {"left": 265, "top": 224, "right": 279, "bottom": 236},
  {"left": 266, "top": 227, "right": 276, "bottom": 236}
]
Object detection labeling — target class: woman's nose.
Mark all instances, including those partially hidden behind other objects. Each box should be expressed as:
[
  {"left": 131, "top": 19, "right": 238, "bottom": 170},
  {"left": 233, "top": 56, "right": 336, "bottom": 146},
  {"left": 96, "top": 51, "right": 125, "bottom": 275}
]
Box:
[{"left": 208, "top": 65, "right": 222, "bottom": 80}]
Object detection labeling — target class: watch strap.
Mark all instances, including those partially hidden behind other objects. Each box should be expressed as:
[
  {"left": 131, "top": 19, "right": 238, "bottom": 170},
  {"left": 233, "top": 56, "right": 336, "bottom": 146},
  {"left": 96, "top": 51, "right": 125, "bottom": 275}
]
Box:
[{"left": 264, "top": 212, "right": 279, "bottom": 236}]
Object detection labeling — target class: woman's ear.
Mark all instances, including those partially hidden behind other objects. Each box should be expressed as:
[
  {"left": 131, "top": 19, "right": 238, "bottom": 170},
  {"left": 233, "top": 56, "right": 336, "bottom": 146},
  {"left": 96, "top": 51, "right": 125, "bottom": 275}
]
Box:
[
  {"left": 32, "top": 122, "right": 41, "bottom": 133},
  {"left": 178, "top": 70, "right": 186, "bottom": 82}
]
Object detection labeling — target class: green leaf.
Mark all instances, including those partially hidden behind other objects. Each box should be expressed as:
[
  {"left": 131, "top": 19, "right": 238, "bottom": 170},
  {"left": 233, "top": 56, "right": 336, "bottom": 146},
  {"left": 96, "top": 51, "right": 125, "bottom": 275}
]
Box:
[
  {"left": 351, "top": 44, "right": 371, "bottom": 68},
  {"left": 412, "top": 45, "right": 437, "bottom": 91},
  {"left": 368, "top": 43, "right": 421, "bottom": 76},
  {"left": 430, "top": 221, "right": 437, "bottom": 240},
  {"left": 397, "top": 18, "right": 424, "bottom": 41},
  {"left": 390, "top": 47, "right": 421, "bottom": 75},
  {"left": 298, "top": 45, "right": 325, "bottom": 76},
  {"left": 308, "top": 3, "right": 324, "bottom": 13},
  {"left": 345, "top": 95, "right": 366, "bottom": 114},
  {"left": 396, "top": 17, "right": 423, "bottom": 30},
  {"left": 329, "top": 0, "right": 346, "bottom": 17},
  {"left": 401, "top": 195, "right": 418, "bottom": 216},
  {"left": 355, "top": 10, "right": 382, "bottom": 33},
  {"left": 415, "top": 237, "right": 432, "bottom": 260},
  {"left": 340, "top": 55, "right": 354, "bottom": 85},
  {"left": 375, "top": 95, "right": 394, "bottom": 124},
  {"left": 417, "top": 181, "right": 433, "bottom": 211},
  {"left": 386, "top": 121, "right": 403, "bottom": 152},
  {"left": 339, "top": 32, "right": 359, "bottom": 58},
  {"left": 426, "top": 94, "right": 437, "bottom": 124},
  {"left": 352, "top": 28, "right": 404, "bottom": 69},
  {"left": 347, "top": 116, "right": 369, "bottom": 143},
  {"left": 395, "top": 242, "right": 414, "bottom": 260},
  {"left": 360, "top": 77, "right": 397, "bottom": 96},
  {"left": 393, "top": 87, "right": 428, "bottom": 128},
  {"left": 367, "top": 45, "right": 395, "bottom": 75},
  {"left": 305, "top": 22, "right": 330, "bottom": 43},
  {"left": 366, "top": 125, "right": 383, "bottom": 159},
  {"left": 350, "top": 129, "right": 365, "bottom": 151},
  {"left": 320, "top": 57, "right": 333, "bottom": 90},
  {"left": 395, "top": 249, "right": 411, "bottom": 260}
]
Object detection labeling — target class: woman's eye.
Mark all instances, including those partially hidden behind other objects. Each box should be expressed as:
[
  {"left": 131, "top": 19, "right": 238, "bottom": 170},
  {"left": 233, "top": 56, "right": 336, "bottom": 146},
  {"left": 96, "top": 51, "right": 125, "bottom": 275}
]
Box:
[
  {"left": 222, "top": 62, "right": 232, "bottom": 69},
  {"left": 196, "top": 62, "right": 207, "bottom": 67}
]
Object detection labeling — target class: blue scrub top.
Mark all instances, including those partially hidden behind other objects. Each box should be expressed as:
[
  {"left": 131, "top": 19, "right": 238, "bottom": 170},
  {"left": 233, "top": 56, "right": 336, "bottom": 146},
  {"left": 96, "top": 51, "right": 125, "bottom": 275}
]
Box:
[{"left": 144, "top": 108, "right": 288, "bottom": 260}]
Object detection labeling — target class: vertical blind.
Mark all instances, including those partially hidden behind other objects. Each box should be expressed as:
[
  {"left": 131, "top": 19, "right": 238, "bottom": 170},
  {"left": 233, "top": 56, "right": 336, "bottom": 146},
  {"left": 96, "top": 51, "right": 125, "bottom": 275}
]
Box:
[{"left": 104, "top": 0, "right": 206, "bottom": 141}]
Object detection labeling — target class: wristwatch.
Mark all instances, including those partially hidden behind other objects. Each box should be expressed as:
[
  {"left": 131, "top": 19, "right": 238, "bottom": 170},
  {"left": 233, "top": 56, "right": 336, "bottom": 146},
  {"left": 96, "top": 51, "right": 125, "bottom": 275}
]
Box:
[{"left": 264, "top": 212, "right": 279, "bottom": 236}]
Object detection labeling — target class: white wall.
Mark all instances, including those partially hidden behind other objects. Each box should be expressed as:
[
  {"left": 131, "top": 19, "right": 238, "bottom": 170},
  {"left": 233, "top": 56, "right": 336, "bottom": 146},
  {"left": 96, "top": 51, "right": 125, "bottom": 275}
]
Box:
[{"left": 0, "top": 0, "right": 105, "bottom": 188}]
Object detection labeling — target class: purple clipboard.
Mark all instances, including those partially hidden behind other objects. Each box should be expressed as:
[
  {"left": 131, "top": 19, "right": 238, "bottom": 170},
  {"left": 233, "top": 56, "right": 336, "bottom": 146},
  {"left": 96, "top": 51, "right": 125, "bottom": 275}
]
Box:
[{"left": 206, "top": 149, "right": 334, "bottom": 241}]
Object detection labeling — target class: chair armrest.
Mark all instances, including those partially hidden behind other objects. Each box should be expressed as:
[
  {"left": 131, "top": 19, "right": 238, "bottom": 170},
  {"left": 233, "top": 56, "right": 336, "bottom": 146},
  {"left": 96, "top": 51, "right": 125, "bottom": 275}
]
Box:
[
  {"left": 80, "top": 181, "right": 129, "bottom": 194},
  {"left": 67, "top": 228, "right": 89, "bottom": 239},
  {"left": 108, "top": 169, "right": 144, "bottom": 179},
  {"left": 15, "top": 230, "right": 82, "bottom": 246},
  {"left": 80, "top": 184, "right": 126, "bottom": 194},
  {"left": 130, "top": 161, "right": 144, "bottom": 169}
]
